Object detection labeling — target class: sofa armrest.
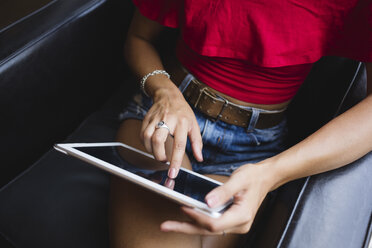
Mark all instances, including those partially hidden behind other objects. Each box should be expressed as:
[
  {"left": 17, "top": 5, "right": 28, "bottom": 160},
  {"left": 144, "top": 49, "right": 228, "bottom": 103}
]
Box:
[{"left": 0, "top": 0, "right": 134, "bottom": 187}]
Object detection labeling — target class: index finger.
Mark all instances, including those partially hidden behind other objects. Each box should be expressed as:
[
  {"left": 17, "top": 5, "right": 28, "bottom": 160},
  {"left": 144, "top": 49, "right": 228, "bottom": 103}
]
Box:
[{"left": 168, "top": 122, "right": 188, "bottom": 178}]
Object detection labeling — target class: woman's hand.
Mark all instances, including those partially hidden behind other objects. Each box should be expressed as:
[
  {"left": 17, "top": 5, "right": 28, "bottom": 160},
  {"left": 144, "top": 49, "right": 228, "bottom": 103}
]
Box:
[
  {"left": 140, "top": 83, "right": 204, "bottom": 178},
  {"left": 124, "top": 8, "right": 203, "bottom": 178},
  {"left": 160, "top": 162, "right": 277, "bottom": 235}
]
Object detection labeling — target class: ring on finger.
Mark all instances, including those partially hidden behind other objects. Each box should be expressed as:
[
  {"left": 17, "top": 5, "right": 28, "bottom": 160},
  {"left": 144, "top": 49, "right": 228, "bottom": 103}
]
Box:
[{"left": 156, "top": 121, "right": 174, "bottom": 137}]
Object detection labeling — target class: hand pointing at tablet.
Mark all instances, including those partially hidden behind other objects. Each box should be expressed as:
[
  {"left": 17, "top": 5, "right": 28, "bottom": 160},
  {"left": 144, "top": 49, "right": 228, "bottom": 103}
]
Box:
[{"left": 139, "top": 83, "right": 204, "bottom": 178}]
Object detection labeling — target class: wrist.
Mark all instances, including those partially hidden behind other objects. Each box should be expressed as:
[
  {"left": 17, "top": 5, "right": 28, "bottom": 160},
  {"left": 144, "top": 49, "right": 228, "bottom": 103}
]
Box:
[
  {"left": 152, "top": 80, "right": 183, "bottom": 100},
  {"left": 140, "top": 70, "right": 170, "bottom": 97},
  {"left": 145, "top": 75, "right": 180, "bottom": 98},
  {"left": 256, "top": 156, "right": 291, "bottom": 192}
]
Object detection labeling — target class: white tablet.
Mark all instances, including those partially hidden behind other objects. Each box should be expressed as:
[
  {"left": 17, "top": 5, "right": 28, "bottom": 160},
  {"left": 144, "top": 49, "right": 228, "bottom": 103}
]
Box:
[{"left": 54, "top": 142, "right": 232, "bottom": 218}]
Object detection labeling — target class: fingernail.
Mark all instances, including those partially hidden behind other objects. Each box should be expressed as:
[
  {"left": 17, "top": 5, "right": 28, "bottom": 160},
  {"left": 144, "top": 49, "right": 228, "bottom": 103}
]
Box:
[
  {"left": 165, "top": 178, "right": 175, "bottom": 189},
  {"left": 168, "top": 168, "right": 178, "bottom": 179},
  {"left": 206, "top": 194, "right": 218, "bottom": 207},
  {"left": 160, "top": 223, "right": 171, "bottom": 232}
]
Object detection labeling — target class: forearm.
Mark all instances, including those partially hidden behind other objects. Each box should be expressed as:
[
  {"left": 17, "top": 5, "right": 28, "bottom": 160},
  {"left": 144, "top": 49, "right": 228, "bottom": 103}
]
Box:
[
  {"left": 124, "top": 10, "right": 180, "bottom": 98},
  {"left": 265, "top": 64, "right": 372, "bottom": 190},
  {"left": 125, "top": 36, "right": 178, "bottom": 96}
]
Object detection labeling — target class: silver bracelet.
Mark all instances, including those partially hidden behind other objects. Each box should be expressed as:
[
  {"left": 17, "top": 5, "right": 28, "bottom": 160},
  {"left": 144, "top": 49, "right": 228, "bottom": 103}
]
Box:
[{"left": 140, "top": 70, "right": 170, "bottom": 97}]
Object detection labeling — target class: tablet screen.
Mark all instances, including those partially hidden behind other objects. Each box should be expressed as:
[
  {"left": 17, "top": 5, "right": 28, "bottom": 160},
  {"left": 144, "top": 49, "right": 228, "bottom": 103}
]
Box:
[{"left": 75, "top": 146, "right": 218, "bottom": 204}]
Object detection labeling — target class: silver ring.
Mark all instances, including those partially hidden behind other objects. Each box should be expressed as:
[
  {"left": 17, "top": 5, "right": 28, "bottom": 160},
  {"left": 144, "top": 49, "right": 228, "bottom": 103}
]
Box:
[{"left": 156, "top": 121, "right": 174, "bottom": 137}]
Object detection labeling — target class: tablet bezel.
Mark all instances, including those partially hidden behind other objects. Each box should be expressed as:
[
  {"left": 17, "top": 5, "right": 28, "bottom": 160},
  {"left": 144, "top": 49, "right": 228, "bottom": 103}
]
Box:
[{"left": 54, "top": 142, "right": 230, "bottom": 218}]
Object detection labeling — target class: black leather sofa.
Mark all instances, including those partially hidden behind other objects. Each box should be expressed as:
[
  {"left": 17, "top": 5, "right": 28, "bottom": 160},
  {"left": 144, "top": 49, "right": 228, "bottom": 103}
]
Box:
[{"left": 0, "top": 0, "right": 371, "bottom": 247}]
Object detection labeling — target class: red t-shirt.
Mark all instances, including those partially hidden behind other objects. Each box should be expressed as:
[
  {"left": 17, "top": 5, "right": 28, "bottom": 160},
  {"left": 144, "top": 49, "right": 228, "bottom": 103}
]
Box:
[{"left": 133, "top": 0, "right": 372, "bottom": 104}]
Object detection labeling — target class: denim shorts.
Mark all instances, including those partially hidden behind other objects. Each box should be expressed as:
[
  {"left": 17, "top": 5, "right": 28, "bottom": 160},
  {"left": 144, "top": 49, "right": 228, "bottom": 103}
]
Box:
[{"left": 119, "top": 74, "right": 288, "bottom": 176}]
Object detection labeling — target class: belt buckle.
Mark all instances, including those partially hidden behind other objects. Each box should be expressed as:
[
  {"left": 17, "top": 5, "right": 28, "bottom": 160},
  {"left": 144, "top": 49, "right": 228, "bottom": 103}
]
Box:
[{"left": 194, "top": 88, "right": 230, "bottom": 122}]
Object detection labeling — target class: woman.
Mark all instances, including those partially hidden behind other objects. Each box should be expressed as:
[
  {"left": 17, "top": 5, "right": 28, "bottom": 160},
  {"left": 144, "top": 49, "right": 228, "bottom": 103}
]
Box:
[{"left": 109, "top": 1, "right": 372, "bottom": 247}]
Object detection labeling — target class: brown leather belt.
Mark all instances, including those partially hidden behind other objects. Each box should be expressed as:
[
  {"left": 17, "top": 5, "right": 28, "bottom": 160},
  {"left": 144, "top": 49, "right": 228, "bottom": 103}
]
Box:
[{"left": 169, "top": 64, "right": 286, "bottom": 129}]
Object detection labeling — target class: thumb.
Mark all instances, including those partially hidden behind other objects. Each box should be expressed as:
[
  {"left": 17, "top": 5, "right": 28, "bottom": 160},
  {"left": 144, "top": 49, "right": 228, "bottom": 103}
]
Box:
[{"left": 205, "top": 179, "right": 241, "bottom": 208}]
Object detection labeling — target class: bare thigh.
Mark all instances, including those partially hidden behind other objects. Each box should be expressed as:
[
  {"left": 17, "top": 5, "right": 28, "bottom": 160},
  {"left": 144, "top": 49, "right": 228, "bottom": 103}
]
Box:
[{"left": 109, "top": 119, "right": 243, "bottom": 248}]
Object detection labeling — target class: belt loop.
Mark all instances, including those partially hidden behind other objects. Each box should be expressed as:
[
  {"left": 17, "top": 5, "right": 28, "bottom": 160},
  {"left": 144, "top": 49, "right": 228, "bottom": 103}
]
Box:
[
  {"left": 178, "top": 73, "right": 194, "bottom": 93},
  {"left": 216, "top": 98, "right": 229, "bottom": 121},
  {"left": 246, "top": 108, "right": 259, "bottom": 132},
  {"left": 194, "top": 87, "right": 208, "bottom": 108}
]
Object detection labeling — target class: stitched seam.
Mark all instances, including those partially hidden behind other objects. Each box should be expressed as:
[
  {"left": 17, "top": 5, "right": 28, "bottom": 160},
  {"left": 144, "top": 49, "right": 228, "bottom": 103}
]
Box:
[
  {"left": 334, "top": 62, "right": 363, "bottom": 117},
  {"left": 0, "top": 0, "right": 58, "bottom": 34},
  {"left": 0, "top": 230, "right": 16, "bottom": 247},
  {"left": 276, "top": 177, "right": 309, "bottom": 247},
  {"left": 0, "top": 0, "right": 103, "bottom": 67}
]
